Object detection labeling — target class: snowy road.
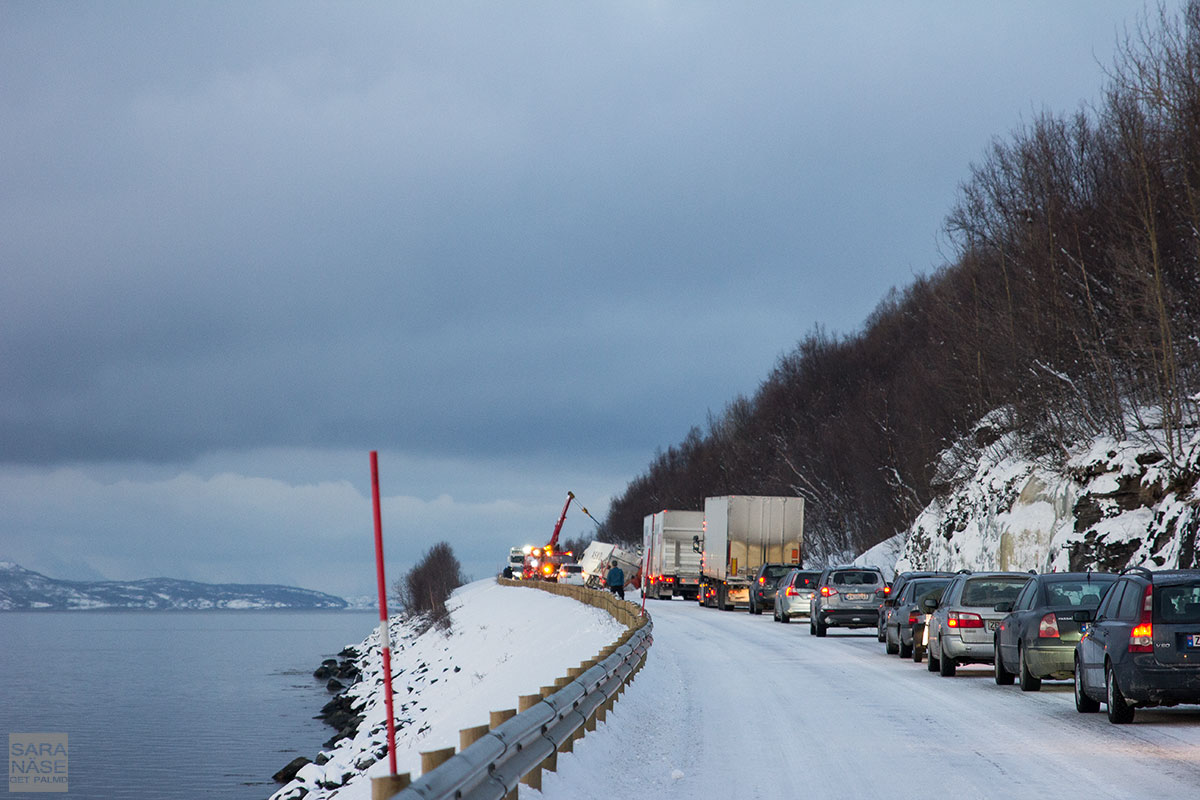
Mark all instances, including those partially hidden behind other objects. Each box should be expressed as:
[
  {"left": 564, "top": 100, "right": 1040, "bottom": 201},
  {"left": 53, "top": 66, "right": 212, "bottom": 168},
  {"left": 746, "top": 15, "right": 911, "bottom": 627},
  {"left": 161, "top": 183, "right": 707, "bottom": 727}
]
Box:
[{"left": 540, "top": 596, "right": 1200, "bottom": 800}]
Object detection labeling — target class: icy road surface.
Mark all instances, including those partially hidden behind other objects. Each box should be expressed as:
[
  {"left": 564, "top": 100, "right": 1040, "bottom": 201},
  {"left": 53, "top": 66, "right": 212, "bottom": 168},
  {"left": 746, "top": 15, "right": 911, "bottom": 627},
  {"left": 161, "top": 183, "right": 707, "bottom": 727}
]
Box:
[{"left": 540, "top": 596, "right": 1200, "bottom": 800}]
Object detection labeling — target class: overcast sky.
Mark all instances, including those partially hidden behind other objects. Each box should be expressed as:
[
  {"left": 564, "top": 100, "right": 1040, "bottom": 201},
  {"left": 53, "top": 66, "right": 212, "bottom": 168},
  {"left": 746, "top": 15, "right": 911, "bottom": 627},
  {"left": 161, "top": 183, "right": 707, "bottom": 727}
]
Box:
[{"left": 0, "top": 1, "right": 1167, "bottom": 597}]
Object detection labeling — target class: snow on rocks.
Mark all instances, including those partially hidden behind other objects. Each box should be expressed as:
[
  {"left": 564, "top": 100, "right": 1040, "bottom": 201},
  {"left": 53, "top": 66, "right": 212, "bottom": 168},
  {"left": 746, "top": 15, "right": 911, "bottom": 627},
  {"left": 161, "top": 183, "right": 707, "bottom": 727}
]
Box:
[
  {"left": 270, "top": 579, "right": 626, "bottom": 800},
  {"left": 895, "top": 411, "right": 1199, "bottom": 575}
]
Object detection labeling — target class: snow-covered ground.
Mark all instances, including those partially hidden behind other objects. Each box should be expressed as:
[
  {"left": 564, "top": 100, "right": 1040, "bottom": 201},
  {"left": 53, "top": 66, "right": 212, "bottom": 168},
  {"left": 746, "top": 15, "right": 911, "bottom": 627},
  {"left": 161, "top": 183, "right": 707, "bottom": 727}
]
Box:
[{"left": 271, "top": 580, "right": 626, "bottom": 800}]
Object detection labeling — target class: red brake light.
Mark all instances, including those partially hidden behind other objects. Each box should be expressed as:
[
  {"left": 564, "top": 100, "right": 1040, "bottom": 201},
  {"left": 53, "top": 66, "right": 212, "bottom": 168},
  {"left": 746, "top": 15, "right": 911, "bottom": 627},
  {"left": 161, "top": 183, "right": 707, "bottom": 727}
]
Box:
[
  {"left": 908, "top": 613, "right": 919, "bottom": 625},
  {"left": 1038, "top": 612, "right": 1060, "bottom": 638},
  {"left": 1129, "top": 585, "right": 1154, "bottom": 653},
  {"left": 884, "top": 586, "right": 892, "bottom": 594},
  {"left": 821, "top": 586, "right": 837, "bottom": 597},
  {"left": 947, "top": 611, "right": 983, "bottom": 629}
]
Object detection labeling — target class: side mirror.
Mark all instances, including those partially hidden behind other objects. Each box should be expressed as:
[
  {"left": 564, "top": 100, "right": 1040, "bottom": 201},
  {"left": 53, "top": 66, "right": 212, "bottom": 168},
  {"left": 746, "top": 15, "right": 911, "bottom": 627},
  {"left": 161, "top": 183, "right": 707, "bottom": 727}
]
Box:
[
  {"left": 692, "top": 535, "right": 702, "bottom": 554},
  {"left": 994, "top": 601, "right": 1014, "bottom": 613},
  {"left": 875, "top": 588, "right": 889, "bottom": 600},
  {"left": 1072, "top": 609, "right": 1094, "bottom": 623},
  {"left": 922, "top": 598, "right": 939, "bottom": 611}
]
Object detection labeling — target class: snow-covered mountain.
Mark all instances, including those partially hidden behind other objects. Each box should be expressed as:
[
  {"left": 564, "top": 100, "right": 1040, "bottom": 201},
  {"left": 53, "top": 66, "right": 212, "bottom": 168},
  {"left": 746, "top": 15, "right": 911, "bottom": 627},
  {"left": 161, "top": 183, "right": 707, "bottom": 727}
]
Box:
[{"left": 0, "top": 561, "right": 347, "bottom": 610}]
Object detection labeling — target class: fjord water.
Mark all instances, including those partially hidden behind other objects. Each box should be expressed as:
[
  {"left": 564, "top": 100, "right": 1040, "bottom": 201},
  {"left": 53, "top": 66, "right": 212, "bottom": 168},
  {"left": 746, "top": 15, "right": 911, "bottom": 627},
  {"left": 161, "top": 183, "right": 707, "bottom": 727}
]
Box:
[{"left": 1, "top": 610, "right": 377, "bottom": 799}]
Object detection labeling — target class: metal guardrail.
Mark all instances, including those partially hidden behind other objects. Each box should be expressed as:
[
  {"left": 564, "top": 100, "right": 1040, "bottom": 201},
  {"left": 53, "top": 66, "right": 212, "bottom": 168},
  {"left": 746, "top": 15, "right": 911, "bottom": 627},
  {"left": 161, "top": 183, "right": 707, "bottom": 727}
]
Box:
[{"left": 381, "top": 582, "right": 652, "bottom": 800}]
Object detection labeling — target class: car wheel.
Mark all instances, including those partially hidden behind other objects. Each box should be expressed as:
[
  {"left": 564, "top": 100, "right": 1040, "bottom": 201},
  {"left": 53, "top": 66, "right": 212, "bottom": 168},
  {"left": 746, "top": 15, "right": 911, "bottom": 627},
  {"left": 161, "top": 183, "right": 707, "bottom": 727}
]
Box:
[
  {"left": 885, "top": 628, "right": 899, "bottom": 655},
  {"left": 993, "top": 635, "right": 1014, "bottom": 685},
  {"left": 1105, "top": 663, "right": 1135, "bottom": 724},
  {"left": 899, "top": 637, "right": 913, "bottom": 659},
  {"left": 815, "top": 617, "right": 827, "bottom": 637},
  {"left": 809, "top": 618, "right": 816, "bottom": 636},
  {"left": 780, "top": 611, "right": 789, "bottom": 624},
  {"left": 938, "top": 641, "right": 956, "bottom": 677},
  {"left": 1018, "top": 645, "right": 1042, "bottom": 692},
  {"left": 927, "top": 641, "right": 940, "bottom": 672},
  {"left": 912, "top": 643, "right": 924, "bottom": 663},
  {"left": 1075, "top": 656, "right": 1099, "bottom": 713}
]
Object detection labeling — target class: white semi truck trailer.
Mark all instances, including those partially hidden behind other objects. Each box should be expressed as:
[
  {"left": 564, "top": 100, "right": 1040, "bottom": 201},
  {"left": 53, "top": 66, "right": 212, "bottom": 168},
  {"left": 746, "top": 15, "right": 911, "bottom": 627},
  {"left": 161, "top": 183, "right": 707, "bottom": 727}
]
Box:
[
  {"left": 642, "top": 510, "right": 704, "bottom": 600},
  {"left": 696, "top": 495, "right": 804, "bottom": 610}
]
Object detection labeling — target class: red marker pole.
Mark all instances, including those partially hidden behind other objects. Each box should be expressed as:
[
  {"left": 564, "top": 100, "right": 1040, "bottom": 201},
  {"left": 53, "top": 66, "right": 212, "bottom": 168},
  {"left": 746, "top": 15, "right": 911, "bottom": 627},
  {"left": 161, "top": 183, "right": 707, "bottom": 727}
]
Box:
[
  {"left": 371, "top": 451, "right": 399, "bottom": 775},
  {"left": 640, "top": 545, "right": 648, "bottom": 617}
]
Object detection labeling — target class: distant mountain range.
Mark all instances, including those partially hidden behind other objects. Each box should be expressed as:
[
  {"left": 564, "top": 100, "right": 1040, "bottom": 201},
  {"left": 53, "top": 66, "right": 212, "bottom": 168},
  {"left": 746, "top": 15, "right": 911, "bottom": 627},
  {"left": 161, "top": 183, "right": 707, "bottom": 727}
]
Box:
[{"left": 0, "top": 561, "right": 349, "bottom": 611}]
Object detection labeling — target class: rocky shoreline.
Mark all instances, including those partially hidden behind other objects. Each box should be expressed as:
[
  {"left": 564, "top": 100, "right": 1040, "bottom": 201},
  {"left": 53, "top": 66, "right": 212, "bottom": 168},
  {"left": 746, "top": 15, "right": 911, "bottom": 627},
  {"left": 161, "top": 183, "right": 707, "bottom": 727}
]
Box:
[{"left": 270, "top": 646, "right": 366, "bottom": 788}]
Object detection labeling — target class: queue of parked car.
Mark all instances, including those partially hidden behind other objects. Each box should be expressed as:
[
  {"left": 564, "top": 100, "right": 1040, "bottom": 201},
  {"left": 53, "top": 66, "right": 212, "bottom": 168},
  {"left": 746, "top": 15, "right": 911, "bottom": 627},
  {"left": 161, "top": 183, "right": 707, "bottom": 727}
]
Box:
[{"left": 747, "top": 563, "right": 1200, "bottom": 724}]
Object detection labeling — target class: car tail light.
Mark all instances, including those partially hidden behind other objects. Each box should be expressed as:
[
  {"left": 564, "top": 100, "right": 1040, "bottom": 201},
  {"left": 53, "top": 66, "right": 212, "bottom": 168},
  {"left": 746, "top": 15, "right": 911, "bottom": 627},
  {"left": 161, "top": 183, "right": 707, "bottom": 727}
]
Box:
[
  {"left": 1038, "top": 612, "right": 1060, "bottom": 638},
  {"left": 908, "top": 612, "right": 919, "bottom": 625},
  {"left": 1129, "top": 585, "right": 1154, "bottom": 653},
  {"left": 947, "top": 611, "right": 983, "bottom": 629},
  {"left": 821, "top": 586, "right": 837, "bottom": 597},
  {"left": 784, "top": 586, "right": 798, "bottom": 596},
  {"left": 759, "top": 576, "right": 766, "bottom": 585}
]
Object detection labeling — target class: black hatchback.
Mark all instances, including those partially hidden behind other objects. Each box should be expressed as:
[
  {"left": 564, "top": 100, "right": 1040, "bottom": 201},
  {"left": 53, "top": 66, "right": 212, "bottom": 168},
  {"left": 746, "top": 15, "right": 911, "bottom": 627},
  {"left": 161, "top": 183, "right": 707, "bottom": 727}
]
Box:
[{"left": 1074, "top": 567, "right": 1200, "bottom": 723}]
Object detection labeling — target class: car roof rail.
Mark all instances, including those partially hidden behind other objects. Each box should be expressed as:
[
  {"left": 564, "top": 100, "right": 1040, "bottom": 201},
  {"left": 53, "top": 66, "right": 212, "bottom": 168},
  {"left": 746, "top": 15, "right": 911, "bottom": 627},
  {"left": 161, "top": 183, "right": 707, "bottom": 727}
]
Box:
[
  {"left": 1121, "top": 565, "right": 1153, "bottom": 579},
  {"left": 956, "top": 568, "right": 972, "bottom": 574}
]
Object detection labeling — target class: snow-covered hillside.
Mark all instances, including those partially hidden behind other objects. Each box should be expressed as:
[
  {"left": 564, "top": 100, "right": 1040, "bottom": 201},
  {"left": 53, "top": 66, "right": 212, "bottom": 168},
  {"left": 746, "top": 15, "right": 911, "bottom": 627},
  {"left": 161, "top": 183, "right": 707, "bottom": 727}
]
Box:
[{"left": 893, "top": 410, "right": 1199, "bottom": 574}]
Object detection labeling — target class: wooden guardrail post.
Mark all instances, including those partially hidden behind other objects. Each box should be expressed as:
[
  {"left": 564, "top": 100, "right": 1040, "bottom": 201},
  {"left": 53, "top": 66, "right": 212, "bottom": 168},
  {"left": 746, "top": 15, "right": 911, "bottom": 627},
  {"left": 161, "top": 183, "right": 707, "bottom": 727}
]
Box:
[
  {"left": 459, "top": 724, "right": 489, "bottom": 751},
  {"left": 490, "top": 708, "right": 516, "bottom": 729},
  {"left": 371, "top": 773, "right": 411, "bottom": 800},
  {"left": 420, "top": 747, "right": 455, "bottom": 776}
]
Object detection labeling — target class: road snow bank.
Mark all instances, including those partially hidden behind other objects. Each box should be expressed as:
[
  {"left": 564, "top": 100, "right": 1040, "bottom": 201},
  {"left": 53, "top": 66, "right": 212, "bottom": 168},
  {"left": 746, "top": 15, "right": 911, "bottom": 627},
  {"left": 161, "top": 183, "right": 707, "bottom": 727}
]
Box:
[{"left": 271, "top": 579, "right": 626, "bottom": 800}]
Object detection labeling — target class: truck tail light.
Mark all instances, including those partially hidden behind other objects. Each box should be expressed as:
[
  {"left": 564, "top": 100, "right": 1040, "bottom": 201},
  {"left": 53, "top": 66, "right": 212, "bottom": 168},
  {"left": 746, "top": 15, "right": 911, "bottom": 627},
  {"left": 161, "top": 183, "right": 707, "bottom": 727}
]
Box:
[
  {"left": 1129, "top": 585, "right": 1154, "bottom": 653},
  {"left": 1038, "top": 612, "right": 1060, "bottom": 638},
  {"left": 947, "top": 611, "right": 983, "bottom": 629}
]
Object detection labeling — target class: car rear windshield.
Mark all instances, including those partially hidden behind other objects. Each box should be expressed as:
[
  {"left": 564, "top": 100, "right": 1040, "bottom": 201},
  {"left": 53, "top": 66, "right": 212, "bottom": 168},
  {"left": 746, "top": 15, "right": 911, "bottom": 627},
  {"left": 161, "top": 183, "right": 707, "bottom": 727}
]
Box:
[
  {"left": 763, "top": 565, "right": 792, "bottom": 581},
  {"left": 831, "top": 570, "right": 880, "bottom": 586},
  {"left": 795, "top": 572, "right": 821, "bottom": 588},
  {"left": 1043, "top": 577, "right": 1115, "bottom": 609},
  {"left": 915, "top": 583, "right": 949, "bottom": 607},
  {"left": 960, "top": 576, "right": 1028, "bottom": 607},
  {"left": 563, "top": 565, "right": 582, "bottom": 573},
  {"left": 1157, "top": 584, "right": 1200, "bottom": 623}
]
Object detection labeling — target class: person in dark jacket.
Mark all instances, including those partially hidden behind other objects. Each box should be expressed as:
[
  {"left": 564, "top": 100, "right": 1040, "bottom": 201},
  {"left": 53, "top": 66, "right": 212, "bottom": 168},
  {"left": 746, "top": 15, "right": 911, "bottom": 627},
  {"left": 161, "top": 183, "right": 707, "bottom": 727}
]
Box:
[{"left": 606, "top": 562, "right": 625, "bottom": 599}]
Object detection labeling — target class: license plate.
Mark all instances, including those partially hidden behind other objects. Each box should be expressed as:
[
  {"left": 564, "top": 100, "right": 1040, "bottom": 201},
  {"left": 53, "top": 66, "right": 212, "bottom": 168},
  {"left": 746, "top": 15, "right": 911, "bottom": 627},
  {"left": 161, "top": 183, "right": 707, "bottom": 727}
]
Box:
[
  {"left": 987, "top": 620, "right": 999, "bottom": 631},
  {"left": 1188, "top": 634, "right": 1200, "bottom": 648},
  {"left": 847, "top": 593, "right": 869, "bottom": 601}
]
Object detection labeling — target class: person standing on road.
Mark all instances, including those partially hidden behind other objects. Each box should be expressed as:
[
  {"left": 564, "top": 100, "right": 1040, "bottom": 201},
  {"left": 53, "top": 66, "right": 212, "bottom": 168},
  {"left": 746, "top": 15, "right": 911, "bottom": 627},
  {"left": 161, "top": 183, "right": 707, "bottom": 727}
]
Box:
[{"left": 606, "top": 562, "right": 625, "bottom": 599}]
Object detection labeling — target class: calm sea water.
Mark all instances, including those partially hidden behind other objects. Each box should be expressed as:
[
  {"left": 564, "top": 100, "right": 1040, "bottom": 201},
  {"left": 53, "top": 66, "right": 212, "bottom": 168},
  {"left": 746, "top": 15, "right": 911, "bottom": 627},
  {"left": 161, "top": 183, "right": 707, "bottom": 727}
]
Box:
[{"left": 1, "top": 611, "right": 379, "bottom": 800}]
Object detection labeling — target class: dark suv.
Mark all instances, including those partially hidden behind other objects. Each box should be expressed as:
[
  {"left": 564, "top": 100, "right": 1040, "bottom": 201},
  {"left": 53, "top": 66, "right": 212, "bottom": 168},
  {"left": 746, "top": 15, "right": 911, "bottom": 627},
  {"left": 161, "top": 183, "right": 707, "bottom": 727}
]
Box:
[
  {"left": 1073, "top": 567, "right": 1200, "bottom": 723},
  {"left": 809, "top": 566, "right": 886, "bottom": 636},
  {"left": 749, "top": 563, "right": 795, "bottom": 615}
]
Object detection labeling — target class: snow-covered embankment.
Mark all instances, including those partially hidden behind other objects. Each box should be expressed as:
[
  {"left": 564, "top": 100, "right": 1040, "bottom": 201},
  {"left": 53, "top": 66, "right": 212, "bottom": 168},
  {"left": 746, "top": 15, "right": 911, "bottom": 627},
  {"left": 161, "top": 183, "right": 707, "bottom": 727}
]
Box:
[{"left": 271, "top": 579, "right": 628, "bottom": 800}]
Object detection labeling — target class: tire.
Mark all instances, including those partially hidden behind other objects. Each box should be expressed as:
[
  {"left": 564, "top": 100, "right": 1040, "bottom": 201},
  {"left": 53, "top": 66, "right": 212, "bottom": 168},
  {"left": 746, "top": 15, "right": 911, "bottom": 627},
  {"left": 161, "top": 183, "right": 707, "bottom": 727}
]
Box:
[
  {"left": 994, "top": 636, "right": 1014, "bottom": 685},
  {"left": 717, "top": 586, "right": 728, "bottom": 611},
  {"left": 1018, "top": 645, "right": 1042, "bottom": 692},
  {"left": 1106, "top": 663, "right": 1135, "bottom": 724},
  {"left": 927, "top": 641, "right": 940, "bottom": 672},
  {"left": 913, "top": 644, "right": 924, "bottom": 663},
  {"left": 885, "top": 628, "right": 899, "bottom": 655},
  {"left": 899, "top": 637, "right": 913, "bottom": 659},
  {"left": 809, "top": 618, "right": 816, "bottom": 636},
  {"left": 938, "top": 641, "right": 956, "bottom": 677},
  {"left": 1075, "top": 656, "right": 1099, "bottom": 713},
  {"left": 748, "top": 599, "right": 756, "bottom": 615},
  {"left": 780, "top": 612, "right": 790, "bottom": 624},
  {"left": 815, "top": 617, "right": 828, "bottom": 637}
]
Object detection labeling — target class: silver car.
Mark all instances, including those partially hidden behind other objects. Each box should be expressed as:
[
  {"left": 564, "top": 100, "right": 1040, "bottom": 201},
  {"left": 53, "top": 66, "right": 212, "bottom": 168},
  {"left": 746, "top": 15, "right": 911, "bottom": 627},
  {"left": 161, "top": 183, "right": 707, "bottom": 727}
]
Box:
[
  {"left": 809, "top": 566, "right": 887, "bottom": 636},
  {"left": 773, "top": 568, "right": 821, "bottom": 623},
  {"left": 926, "top": 571, "right": 1030, "bottom": 676}
]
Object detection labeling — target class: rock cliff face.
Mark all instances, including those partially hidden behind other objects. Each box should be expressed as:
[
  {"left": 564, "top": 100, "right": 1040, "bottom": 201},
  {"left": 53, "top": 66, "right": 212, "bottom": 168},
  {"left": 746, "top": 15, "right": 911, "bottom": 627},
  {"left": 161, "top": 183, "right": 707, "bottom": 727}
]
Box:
[{"left": 895, "top": 416, "right": 1199, "bottom": 575}]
